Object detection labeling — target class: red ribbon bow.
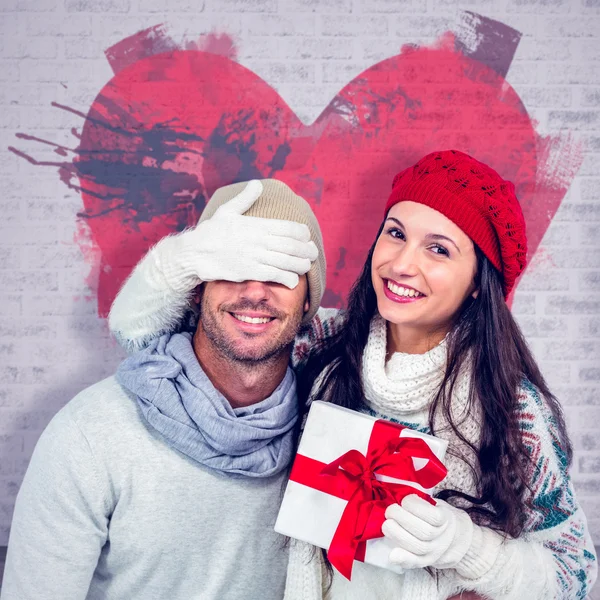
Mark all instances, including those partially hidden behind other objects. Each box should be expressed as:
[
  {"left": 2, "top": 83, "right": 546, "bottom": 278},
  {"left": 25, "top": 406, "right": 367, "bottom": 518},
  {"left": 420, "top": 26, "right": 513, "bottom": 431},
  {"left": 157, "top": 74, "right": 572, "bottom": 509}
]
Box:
[{"left": 289, "top": 419, "right": 447, "bottom": 580}]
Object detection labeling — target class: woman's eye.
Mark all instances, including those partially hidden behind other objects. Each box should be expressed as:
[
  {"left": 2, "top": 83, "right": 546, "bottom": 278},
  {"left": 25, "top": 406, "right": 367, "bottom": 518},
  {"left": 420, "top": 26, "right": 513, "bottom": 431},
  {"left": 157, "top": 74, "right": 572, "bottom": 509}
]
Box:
[
  {"left": 386, "top": 227, "right": 405, "bottom": 240},
  {"left": 430, "top": 244, "right": 449, "bottom": 256}
]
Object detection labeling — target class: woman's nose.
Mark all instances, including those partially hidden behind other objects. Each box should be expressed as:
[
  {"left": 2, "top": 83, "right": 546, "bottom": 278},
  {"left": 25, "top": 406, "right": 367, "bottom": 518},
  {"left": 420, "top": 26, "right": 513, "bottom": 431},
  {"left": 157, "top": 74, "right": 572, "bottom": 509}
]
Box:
[{"left": 388, "top": 244, "right": 420, "bottom": 277}]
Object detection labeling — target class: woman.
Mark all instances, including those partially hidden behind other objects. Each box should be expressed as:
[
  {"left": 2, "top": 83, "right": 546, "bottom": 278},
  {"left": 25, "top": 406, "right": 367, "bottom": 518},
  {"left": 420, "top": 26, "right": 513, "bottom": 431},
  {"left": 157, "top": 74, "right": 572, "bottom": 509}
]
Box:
[
  {"left": 109, "top": 151, "right": 596, "bottom": 599},
  {"left": 284, "top": 150, "right": 597, "bottom": 599}
]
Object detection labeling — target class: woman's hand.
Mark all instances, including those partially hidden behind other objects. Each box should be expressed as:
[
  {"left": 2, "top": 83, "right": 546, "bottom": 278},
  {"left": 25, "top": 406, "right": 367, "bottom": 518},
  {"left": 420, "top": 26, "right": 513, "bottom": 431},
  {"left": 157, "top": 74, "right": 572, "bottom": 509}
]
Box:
[
  {"left": 155, "top": 180, "right": 318, "bottom": 293},
  {"left": 382, "top": 494, "right": 474, "bottom": 570}
]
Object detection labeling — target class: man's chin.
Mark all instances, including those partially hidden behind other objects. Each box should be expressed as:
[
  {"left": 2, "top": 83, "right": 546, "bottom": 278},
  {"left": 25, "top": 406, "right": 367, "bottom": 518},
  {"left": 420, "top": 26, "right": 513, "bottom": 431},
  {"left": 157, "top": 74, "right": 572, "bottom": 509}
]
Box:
[
  {"left": 200, "top": 310, "right": 299, "bottom": 364},
  {"left": 221, "top": 338, "right": 288, "bottom": 363}
]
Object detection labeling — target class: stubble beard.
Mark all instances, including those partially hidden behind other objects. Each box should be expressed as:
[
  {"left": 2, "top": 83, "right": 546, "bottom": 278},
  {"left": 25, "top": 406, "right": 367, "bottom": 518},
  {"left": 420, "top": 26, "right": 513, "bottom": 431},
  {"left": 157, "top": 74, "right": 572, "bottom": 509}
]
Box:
[{"left": 199, "top": 297, "right": 304, "bottom": 365}]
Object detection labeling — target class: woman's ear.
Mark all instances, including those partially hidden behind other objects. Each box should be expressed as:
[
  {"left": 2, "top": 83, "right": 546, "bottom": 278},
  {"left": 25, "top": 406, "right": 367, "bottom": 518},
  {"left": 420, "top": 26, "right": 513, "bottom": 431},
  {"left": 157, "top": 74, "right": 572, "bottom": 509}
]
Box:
[{"left": 471, "top": 288, "right": 479, "bottom": 300}]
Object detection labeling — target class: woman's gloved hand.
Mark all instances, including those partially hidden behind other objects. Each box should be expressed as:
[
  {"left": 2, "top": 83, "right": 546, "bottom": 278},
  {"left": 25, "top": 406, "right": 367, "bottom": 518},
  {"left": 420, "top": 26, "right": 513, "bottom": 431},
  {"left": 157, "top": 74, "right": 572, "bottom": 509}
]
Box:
[
  {"left": 153, "top": 179, "right": 319, "bottom": 293},
  {"left": 383, "top": 494, "right": 481, "bottom": 572}
]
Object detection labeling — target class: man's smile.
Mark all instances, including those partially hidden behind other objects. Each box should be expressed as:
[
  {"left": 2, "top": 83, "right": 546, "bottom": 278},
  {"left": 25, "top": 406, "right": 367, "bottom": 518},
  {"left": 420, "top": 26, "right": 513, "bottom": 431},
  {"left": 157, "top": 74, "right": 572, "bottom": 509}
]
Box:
[{"left": 226, "top": 311, "right": 278, "bottom": 334}]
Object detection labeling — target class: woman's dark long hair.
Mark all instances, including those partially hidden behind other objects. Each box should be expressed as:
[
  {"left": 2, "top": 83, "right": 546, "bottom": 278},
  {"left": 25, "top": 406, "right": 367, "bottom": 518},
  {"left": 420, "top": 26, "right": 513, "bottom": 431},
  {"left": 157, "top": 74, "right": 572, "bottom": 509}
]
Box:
[{"left": 299, "top": 228, "right": 572, "bottom": 538}]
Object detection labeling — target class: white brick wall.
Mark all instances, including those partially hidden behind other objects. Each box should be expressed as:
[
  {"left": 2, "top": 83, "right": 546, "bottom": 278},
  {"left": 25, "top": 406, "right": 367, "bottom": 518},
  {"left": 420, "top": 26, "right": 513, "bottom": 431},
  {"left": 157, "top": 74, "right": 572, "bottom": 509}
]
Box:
[{"left": 0, "top": 0, "right": 599, "bottom": 592}]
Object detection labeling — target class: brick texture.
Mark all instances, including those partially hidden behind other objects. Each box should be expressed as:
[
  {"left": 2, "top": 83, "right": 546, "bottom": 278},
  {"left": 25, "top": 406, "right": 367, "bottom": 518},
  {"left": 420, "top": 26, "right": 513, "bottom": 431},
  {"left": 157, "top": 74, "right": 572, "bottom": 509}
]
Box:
[{"left": 1, "top": 3, "right": 599, "bottom": 593}]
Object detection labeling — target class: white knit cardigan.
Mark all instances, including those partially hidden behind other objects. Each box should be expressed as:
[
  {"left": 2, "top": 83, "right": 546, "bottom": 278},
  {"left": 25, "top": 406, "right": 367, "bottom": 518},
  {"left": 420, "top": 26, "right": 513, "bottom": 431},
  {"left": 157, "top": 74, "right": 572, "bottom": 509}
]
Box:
[{"left": 283, "top": 315, "right": 597, "bottom": 600}]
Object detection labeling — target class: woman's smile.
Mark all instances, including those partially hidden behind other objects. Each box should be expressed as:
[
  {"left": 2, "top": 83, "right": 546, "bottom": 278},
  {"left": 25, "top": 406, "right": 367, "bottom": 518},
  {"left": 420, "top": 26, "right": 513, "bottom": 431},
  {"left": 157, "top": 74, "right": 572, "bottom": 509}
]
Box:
[{"left": 383, "top": 279, "right": 426, "bottom": 303}]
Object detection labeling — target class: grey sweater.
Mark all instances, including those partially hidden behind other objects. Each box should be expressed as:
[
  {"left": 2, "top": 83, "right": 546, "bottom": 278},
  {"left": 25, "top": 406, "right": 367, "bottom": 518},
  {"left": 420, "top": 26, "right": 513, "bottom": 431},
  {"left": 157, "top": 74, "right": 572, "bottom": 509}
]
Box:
[{"left": 1, "top": 376, "right": 288, "bottom": 600}]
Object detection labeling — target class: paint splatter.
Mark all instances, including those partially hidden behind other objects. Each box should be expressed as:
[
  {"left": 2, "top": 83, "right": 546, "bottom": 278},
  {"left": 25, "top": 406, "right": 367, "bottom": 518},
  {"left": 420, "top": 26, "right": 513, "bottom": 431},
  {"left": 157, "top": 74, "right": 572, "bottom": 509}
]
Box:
[
  {"left": 9, "top": 14, "right": 581, "bottom": 318},
  {"left": 192, "top": 32, "right": 238, "bottom": 60},
  {"left": 454, "top": 11, "right": 521, "bottom": 77},
  {"left": 105, "top": 25, "right": 238, "bottom": 75},
  {"left": 105, "top": 25, "right": 180, "bottom": 75}
]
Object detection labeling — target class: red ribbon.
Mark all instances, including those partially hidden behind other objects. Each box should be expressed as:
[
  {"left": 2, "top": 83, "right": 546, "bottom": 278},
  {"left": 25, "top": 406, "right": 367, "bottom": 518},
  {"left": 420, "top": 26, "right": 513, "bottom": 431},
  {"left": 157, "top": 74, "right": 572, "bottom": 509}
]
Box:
[{"left": 289, "top": 419, "right": 447, "bottom": 580}]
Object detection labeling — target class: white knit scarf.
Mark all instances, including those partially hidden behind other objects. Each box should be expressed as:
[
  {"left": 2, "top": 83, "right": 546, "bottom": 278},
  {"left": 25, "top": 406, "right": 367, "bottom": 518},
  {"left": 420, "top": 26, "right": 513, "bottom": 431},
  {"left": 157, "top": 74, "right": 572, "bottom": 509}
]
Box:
[
  {"left": 284, "top": 315, "right": 482, "bottom": 600},
  {"left": 361, "top": 314, "right": 448, "bottom": 418}
]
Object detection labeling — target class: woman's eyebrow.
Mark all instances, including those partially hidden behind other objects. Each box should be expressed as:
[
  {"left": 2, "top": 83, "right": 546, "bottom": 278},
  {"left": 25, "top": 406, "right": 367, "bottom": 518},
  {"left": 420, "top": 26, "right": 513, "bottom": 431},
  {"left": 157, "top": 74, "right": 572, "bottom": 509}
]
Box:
[{"left": 385, "top": 217, "right": 404, "bottom": 228}]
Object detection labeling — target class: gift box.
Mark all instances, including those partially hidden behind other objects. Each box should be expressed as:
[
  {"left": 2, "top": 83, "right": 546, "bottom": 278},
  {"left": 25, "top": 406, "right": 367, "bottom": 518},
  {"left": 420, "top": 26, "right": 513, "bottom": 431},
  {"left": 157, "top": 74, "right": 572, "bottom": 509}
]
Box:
[{"left": 275, "top": 401, "right": 448, "bottom": 580}]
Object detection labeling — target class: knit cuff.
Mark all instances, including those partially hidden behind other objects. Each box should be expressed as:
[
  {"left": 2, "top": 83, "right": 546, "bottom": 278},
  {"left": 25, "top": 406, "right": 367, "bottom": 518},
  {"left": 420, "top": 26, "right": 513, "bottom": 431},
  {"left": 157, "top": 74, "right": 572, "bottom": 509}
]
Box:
[
  {"left": 454, "top": 524, "right": 504, "bottom": 580},
  {"left": 284, "top": 541, "right": 323, "bottom": 600},
  {"left": 151, "top": 234, "right": 203, "bottom": 294}
]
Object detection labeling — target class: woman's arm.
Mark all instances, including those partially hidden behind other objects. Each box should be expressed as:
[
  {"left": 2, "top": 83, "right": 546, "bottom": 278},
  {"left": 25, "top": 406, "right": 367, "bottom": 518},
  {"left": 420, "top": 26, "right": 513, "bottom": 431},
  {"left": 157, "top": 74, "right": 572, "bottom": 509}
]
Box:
[
  {"left": 109, "top": 181, "right": 318, "bottom": 352},
  {"left": 383, "top": 382, "right": 597, "bottom": 599},
  {"left": 291, "top": 307, "right": 345, "bottom": 369},
  {"left": 439, "top": 383, "right": 597, "bottom": 599}
]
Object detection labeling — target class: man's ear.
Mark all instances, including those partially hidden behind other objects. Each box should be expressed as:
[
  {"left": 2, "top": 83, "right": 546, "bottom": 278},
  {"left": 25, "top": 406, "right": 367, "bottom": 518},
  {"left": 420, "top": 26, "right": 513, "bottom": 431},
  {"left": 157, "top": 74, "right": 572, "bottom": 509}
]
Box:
[
  {"left": 192, "top": 284, "right": 203, "bottom": 306},
  {"left": 304, "top": 298, "right": 310, "bottom": 314}
]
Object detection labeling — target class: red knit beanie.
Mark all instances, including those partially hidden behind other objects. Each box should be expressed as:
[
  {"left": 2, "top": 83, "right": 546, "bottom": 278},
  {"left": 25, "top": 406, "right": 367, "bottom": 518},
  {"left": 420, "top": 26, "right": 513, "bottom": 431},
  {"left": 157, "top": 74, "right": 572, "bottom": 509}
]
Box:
[{"left": 385, "top": 149, "right": 527, "bottom": 297}]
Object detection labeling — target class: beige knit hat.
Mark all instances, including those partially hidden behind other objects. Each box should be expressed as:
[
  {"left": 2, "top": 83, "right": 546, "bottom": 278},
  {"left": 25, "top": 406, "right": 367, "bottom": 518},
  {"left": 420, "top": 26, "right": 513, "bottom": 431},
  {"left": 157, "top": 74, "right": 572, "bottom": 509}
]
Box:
[{"left": 200, "top": 179, "right": 325, "bottom": 323}]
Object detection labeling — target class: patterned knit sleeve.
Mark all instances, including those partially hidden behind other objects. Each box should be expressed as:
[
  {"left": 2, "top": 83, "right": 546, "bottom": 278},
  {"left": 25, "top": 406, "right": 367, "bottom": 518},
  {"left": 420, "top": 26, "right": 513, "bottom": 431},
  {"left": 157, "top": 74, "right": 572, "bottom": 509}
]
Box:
[
  {"left": 291, "top": 307, "right": 345, "bottom": 369},
  {"left": 515, "top": 381, "right": 597, "bottom": 598},
  {"left": 440, "top": 382, "right": 597, "bottom": 600}
]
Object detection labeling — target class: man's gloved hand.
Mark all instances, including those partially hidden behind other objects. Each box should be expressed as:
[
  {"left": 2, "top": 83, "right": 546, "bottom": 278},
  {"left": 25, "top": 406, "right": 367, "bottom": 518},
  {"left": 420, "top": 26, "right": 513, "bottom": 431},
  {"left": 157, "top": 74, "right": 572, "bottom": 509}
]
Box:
[
  {"left": 152, "top": 180, "right": 318, "bottom": 293},
  {"left": 382, "top": 494, "right": 476, "bottom": 571}
]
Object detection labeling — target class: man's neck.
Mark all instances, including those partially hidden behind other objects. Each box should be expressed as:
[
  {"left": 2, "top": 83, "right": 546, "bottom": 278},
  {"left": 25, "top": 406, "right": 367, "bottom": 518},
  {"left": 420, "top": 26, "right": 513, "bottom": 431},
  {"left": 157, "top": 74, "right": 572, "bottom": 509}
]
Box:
[{"left": 192, "top": 331, "right": 290, "bottom": 409}]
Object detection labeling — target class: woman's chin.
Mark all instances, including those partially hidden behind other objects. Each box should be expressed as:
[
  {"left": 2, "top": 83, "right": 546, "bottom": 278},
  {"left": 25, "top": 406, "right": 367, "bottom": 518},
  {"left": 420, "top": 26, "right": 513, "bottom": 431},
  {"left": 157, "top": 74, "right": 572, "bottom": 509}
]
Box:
[
  {"left": 377, "top": 304, "right": 417, "bottom": 328},
  {"left": 376, "top": 293, "right": 423, "bottom": 325}
]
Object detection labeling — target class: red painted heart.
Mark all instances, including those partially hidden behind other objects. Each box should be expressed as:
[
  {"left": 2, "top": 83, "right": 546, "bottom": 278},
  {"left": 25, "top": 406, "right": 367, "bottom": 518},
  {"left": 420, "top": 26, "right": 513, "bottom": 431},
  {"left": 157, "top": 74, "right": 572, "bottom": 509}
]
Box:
[{"left": 76, "top": 37, "right": 578, "bottom": 315}]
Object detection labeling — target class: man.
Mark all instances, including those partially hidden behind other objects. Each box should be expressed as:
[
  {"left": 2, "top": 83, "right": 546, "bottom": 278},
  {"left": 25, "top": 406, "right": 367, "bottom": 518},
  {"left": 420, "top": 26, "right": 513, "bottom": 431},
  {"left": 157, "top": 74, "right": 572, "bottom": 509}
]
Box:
[{"left": 1, "top": 180, "right": 326, "bottom": 600}]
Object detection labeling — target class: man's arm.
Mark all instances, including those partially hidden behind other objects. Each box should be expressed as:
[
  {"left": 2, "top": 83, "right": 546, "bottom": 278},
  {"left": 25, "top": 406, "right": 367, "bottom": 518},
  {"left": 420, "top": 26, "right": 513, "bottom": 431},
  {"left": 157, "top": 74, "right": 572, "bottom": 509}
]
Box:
[{"left": 1, "top": 406, "right": 111, "bottom": 600}]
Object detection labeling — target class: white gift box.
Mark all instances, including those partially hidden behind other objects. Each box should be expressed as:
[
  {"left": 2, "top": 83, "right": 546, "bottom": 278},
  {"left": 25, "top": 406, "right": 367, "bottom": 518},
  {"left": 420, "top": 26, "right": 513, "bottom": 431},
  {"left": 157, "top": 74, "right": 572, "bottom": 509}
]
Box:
[{"left": 275, "top": 401, "right": 448, "bottom": 577}]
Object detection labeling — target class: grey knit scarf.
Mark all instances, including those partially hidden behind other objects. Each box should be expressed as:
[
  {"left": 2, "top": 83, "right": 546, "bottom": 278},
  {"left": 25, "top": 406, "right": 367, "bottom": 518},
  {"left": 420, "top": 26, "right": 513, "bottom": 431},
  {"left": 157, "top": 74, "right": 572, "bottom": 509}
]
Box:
[{"left": 116, "top": 332, "right": 299, "bottom": 478}]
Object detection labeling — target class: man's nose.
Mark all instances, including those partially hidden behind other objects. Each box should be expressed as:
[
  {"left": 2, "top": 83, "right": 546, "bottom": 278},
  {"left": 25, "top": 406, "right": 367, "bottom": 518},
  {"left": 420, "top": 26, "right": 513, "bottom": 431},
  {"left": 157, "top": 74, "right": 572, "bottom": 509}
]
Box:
[{"left": 239, "top": 280, "right": 271, "bottom": 302}]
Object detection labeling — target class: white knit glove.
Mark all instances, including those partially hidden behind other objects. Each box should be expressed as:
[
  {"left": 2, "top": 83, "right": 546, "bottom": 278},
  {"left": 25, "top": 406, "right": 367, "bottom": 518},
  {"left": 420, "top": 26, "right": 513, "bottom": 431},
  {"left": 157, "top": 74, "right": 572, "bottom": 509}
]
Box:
[
  {"left": 383, "top": 494, "right": 481, "bottom": 573},
  {"left": 152, "top": 180, "right": 318, "bottom": 293}
]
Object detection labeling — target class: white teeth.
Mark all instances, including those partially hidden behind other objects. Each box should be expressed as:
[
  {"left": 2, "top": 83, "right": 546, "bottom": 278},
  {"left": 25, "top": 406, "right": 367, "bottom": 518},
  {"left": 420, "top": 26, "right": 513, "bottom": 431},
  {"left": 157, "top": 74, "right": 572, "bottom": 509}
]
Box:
[
  {"left": 386, "top": 281, "right": 423, "bottom": 298},
  {"left": 233, "top": 314, "right": 271, "bottom": 324}
]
